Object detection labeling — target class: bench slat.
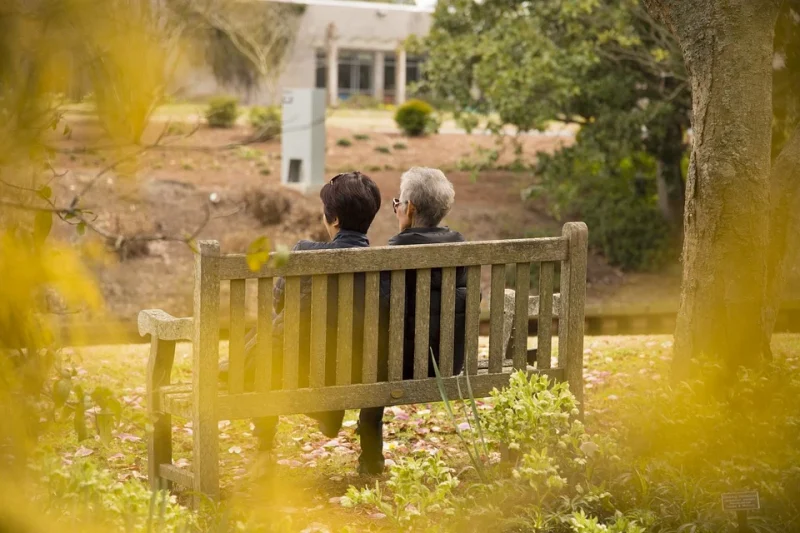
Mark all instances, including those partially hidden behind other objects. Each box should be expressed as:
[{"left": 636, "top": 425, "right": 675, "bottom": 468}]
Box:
[
  {"left": 537, "top": 262, "right": 555, "bottom": 369},
  {"left": 413, "top": 269, "right": 432, "bottom": 379},
  {"left": 220, "top": 238, "right": 568, "bottom": 280},
  {"left": 488, "top": 264, "right": 505, "bottom": 374},
  {"left": 337, "top": 273, "right": 354, "bottom": 386},
  {"left": 464, "top": 265, "right": 481, "bottom": 375},
  {"left": 193, "top": 241, "right": 221, "bottom": 503},
  {"left": 310, "top": 275, "right": 327, "bottom": 388},
  {"left": 362, "top": 271, "right": 380, "bottom": 384},
  {"left": 228, "top": 280, "right": 246, "bottom": 394},
  {"left": 388, "top": 270, "right": 406, "bottom": 381},
  {"left": 254, "top": 278, "right": 273, "bottom": 392},
  {"left": 513, "top": 263, "right": 530, "bottom": 370},
  {"left": 283, "top": 277, "right": 301, "bottom": 390},
  {"left": 200, "top": 370, "right": 565, "bottom": 419},
  {"left": 159, "top": 464, "right": 194, "bottom": 489},
  {"left": 438, "top": 267, "right": 456, "bottom": 377}
]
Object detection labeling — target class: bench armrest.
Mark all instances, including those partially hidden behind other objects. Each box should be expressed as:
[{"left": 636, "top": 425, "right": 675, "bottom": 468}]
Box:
[{"left": 138, "top": 309, "right": 193, "bottom": 341}]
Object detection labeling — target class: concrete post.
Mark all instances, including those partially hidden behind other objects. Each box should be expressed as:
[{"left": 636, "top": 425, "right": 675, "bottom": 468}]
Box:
[
  {"left": 373, "top": 51, "right": 385, "bottom": 102},
  {"left": 396, "top": 47, "right": 407, "bottom": 105},
  {"left": 327, "top": 44, "right": 338, "bottom": 107}
]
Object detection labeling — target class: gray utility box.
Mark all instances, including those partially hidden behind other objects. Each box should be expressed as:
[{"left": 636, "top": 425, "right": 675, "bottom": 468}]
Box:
[{"left": 281, "top": 88, "right": 326, "bottom": 192}]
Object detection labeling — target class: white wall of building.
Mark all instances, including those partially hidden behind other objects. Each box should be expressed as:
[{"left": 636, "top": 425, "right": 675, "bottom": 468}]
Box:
[{"left": 174, "top": 0, "right": 432, "bottom": 106}]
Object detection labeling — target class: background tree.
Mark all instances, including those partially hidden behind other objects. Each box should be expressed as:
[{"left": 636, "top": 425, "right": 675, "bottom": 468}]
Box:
[
  {"left": 162, "top": 0, "right": 303, "bottom": 98},
  {"left": 416, "top": 0, "right": 690, "bottom": 270},
  {"left": 641, "top": 0, "right": 800, "bottom": 374}
]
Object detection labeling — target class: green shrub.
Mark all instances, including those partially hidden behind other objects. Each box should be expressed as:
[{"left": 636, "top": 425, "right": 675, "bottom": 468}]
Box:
[
  {"left": 339, "top": 351, "right": 800, "bottom": 533},
  {"left": 394, "top": 99, "right": 434, "bottom": 136},
  {"left": 205, "top": 96, "right": 239, "bottom": 128},
  {"left": 455, "top": 111, "right": 481, "bottom": 134},
  {"left": 341, "top": 452, "right": 460, "bottom": 525},
  {"left": 336, "top": 138, "right": 352, "bottom": 147},
  {"left": 530, "top": 132, "right": 675, "bottom": 271},
  {"left": 38, "top": 457, "right": 194, "bottom": 531},
  {"left": 353, "top": 133, "right": 370, "bottom": 141},
  {"left": 392, "top": 142, "right": 408, "bottom": 150},
  {"left": 248, "top": 105, "right": 281, "bottom": 141},
  {"left": 374, "top": 145, "right": 391, "bottom": 154}
]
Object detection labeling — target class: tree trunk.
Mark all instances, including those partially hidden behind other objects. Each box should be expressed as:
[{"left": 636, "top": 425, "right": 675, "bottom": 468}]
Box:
[{"left": 643, "top": 0, "right": 781, "bottom": 377}]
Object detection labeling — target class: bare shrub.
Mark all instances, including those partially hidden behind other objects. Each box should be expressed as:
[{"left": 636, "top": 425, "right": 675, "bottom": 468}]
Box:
[
  {"left": 107, "top": 235, "right": 150, "bottom": 261},
  {"left": 244, "top": 185, "right": 296, "bottom": 226}
]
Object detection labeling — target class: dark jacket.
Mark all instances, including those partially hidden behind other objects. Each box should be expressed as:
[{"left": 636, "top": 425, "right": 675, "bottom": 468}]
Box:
[
  {"left": 249, "top": 230, "right": 371, "bottom": 389},
  {"left": 380, "top": 227, "right": 469, "bottom": 379}
]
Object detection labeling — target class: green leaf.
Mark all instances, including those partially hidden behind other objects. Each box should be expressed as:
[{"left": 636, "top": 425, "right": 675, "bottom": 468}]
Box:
[
  {"left": 95, "top": 411, "right": 114, "bottom": 444},
  {"left": 91, "top": 386, "right": 112, "bottom": 409},
  {"left": 74, "top": 395, "right": 88, "bottom": 442},
  {"left": 63, "top": 124, "right": 72, "bottom": 138},
  {"left": 76, "top": 222, "right": 86, "bottom": 235},
  {"left": 272, "top": 245, "right": 290, "bottom": 268},
  {"left": 246, "top": 236, "right": 270, "bottom": 272},
  {"left": 53, "top": 378, "right": 72, "bottom": 409},
  {"left": 33, "top": 210, "right": 53, "bottom": 245},
  {"left": 37, "top": 186, "right": 52, "bottom": 200}
]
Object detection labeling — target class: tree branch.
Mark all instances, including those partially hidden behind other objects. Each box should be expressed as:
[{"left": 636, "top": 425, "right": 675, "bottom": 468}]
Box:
[{"left": 69, "top": 120, "right": 176, "bottom": 207}]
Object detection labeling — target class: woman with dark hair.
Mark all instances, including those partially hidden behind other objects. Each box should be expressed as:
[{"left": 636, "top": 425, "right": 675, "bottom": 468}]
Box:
[{"left": 221, "top": 171, "right": 382, "bottom": 452}]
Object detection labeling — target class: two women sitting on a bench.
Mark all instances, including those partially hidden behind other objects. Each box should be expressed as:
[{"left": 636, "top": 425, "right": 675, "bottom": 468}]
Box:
[{"left": 221, "top": 167, "right": 468, "bottom": 475}]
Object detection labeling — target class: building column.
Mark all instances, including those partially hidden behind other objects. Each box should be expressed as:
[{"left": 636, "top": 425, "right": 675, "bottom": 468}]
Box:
[
  {"left": 395, "top": 47, "right": 407, "bottom": 105},
  {"left": 373, "top": 51, "right": 385, "bottom": 102},
  {"left": 327, "top": 43, "right": 338, "bottom": 107}
]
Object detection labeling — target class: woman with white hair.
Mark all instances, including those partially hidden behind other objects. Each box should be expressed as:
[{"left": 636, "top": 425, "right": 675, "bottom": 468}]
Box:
[{"left": 357, "top": 167, "right": 469, "bottom": 475}]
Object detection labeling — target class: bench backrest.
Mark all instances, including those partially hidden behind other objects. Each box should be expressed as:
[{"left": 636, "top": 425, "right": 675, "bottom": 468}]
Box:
[{"left": 191, "top": 222, "right": 587, "bottom": 419}]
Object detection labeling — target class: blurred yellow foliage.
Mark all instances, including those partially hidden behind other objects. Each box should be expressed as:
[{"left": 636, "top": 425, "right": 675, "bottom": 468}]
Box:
[{"left": 0, "top": 1, "right": 167, "bottom": 528}]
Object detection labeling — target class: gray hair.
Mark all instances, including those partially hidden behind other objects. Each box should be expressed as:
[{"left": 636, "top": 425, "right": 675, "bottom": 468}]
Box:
[{"left": 399, "top": 167, "right": 455, "bottom": 227}]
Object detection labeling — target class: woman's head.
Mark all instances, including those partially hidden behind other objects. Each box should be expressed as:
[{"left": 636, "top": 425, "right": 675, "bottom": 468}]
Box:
[
  {"left": 319, "top": 171, "right": 381, "bottom": 239},
  {"left": 393, "top": 167, "right": 455, "bottom": 231}
]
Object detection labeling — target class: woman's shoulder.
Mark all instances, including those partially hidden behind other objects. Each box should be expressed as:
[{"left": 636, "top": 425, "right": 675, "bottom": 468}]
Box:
[{"left": 292, "top": 240, "right": 330, "bottom": 251}]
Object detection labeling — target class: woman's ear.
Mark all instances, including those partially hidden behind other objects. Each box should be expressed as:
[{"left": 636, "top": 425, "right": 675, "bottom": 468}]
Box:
[{"left": 331, "top": 216, "right": 340, "bottom": 228}]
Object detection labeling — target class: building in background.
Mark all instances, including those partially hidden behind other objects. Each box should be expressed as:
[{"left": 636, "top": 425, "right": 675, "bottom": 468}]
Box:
[{"left": 178, "top": 0, "right": 433, "bottom": 106}]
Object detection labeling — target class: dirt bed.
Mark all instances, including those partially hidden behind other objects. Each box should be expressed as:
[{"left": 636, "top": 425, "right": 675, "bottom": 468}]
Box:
[{"left": 47, "top": 118, "right": 682, "bottom": 327}]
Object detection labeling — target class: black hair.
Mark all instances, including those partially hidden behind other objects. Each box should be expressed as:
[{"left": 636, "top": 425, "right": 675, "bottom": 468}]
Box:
[{"left": 319, "top": 171, "right": 382, "bottom": 234}]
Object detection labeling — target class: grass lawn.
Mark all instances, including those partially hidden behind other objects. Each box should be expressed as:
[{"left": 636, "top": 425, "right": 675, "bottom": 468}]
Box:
[{"left": 32, "top": 334, "right": 800, "bottom": 531}]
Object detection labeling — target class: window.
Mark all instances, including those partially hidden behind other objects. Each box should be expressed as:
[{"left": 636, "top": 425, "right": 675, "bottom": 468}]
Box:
[
  {"left": 337, "top": 51, "right": 374, "bottom": 100},
  {"left": 384, "top": 54, "right": 396, "bottom": 101},
  {"left": 406, "top": 56, "right": 422, "bottom": 85},
  {"left": 382, "top": 53, "right": 425, "bottom": 101}
]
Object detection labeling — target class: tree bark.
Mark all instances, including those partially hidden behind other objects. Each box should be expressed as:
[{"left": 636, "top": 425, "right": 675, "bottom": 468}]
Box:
[{"left": 643, "top": 0, "right": 781, "bottom": 377}]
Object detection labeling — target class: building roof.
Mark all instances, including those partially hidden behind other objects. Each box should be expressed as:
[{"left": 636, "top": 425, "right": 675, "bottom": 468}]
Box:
[{"left": 266, "top": 0, "right": 435, "bottom": 14}]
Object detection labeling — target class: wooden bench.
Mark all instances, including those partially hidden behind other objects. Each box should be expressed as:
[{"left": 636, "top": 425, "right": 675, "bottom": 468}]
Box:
[{"left": 138, "top": 222, "right": 587, "bottom": 505}]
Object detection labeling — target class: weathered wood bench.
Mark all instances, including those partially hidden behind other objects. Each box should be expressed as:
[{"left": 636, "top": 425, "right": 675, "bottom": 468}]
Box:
[{"left": 138, "top": 222, "right": 587, "bottom": 505}]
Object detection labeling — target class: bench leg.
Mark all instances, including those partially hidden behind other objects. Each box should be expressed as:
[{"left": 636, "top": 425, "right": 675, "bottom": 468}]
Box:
[
  {"left": 193, "top": 416, "right": 220, "bottom": 508},
  {"left": 147, "top": 338, "right": 176, "bottom": 492}
]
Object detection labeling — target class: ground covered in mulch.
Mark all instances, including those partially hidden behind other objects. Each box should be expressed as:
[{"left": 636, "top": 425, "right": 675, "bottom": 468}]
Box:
[{"left": 47, "top": 113, "right": 683, "bottom": 330}]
